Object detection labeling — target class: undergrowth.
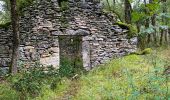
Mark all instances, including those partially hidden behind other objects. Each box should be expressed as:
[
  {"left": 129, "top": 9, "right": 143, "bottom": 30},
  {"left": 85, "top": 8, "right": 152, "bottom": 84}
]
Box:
[
  {"left": 74, "top": 50, "right": 170, "bottom": 100},
  {"left": 0, "top": 48, "right": 170, "bottom": 100}
]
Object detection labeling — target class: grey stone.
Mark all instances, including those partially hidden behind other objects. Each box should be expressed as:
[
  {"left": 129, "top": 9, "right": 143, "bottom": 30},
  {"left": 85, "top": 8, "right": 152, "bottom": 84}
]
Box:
[
  {"left": 74, "top": 29, "right": 89, "bottom": 36},
  {"left": 0, "top": 0, "right": 137, "bottom": 70}
]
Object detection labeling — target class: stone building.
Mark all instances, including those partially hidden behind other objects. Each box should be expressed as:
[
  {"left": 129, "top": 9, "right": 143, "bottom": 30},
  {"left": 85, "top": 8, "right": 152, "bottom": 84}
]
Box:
[{"left": 0, "top": 0, "right": 137, "bottom": 71}]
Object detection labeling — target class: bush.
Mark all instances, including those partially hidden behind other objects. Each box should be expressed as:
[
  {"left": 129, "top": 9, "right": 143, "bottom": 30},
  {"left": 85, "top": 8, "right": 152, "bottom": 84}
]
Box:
[
  {"left": 9, "top": 63, "right": 61, "bottom": 99},
  {"left": 60, "top": 1, "right": 69, "bottom": 11},
  {"left": 59, "top": 57, "right": 85, "bottom": 78},
  {"left": 8, "top": 57, "right": 85, "bottom": 99}
]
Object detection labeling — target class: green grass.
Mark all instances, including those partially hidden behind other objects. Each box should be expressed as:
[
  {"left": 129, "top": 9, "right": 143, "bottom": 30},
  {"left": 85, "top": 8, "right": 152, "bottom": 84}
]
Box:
[
  {"left": 73, "top": 50, "right": 170, "bottom": 100},
  {"left": 0, "top": 49, "right": 170, "bottom": 100},
  {"left": 0, "top": 83, "right": 19, "bottom": 100}
]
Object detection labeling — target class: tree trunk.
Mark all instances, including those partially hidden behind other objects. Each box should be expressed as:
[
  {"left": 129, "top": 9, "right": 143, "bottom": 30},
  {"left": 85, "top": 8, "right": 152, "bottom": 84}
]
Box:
[
  {"left": 168, "top": 28, "right": 170, "bottom": 44},
  {"left": 113, "top": 0, "right": 116, "bottom": 4},
  {"left": 144, "top": 0, "right": 150, "bottom": 46},
  {"left": 164, "top": 0, "right": 168, "bottom": 44},
  {"left": 149, "top": 0, "right": 155, "bottom": 44},
  {"left": 106, "top": 0, "right": 111, "bottom": 11},
  {"left": 160, "top": 0, "right": 166, "bottom": 46},
  {"left": 9, "top": 0, "right": 19, "bottom": 74},
  {"left": 124, "top": 0, "right": 132, "bottom": 24},
  {"left": 151, "top": 14, "right": 157, "bottom": 44}
]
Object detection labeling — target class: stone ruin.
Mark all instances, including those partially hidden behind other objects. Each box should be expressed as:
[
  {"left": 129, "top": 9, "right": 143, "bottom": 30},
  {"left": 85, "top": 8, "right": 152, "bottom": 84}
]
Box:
[{"left": 0, "top": 0, "right": 137, "bottom": 71}]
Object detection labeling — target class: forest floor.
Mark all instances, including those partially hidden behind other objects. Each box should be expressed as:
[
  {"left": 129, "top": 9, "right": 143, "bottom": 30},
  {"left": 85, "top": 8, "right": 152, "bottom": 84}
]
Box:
[{"left": 0, "top": 47, "right": 170, "bottom": 100}]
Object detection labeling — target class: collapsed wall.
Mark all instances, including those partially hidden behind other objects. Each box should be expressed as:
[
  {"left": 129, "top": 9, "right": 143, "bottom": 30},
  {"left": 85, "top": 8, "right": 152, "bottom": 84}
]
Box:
[{"left": 0, "top": 0, "right": 137, "bottom": 71}]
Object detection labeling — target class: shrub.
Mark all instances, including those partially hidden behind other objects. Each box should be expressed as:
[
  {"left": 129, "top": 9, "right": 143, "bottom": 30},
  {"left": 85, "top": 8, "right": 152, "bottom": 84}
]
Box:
[
  {"left": 9, "top": 63, "right": 61, "bottom": 99},
  {"left": 59, "top": 57, "right": 85, "bottom": 78},
  {"left": 60, "top": 1, "right": 69, "bottom": 11}
]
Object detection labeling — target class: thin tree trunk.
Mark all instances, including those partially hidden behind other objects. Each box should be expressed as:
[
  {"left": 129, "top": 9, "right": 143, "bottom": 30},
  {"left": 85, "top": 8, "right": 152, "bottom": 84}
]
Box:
[
  {"left": 144, "top": 0, "right": 150, "bottom": 46},
  {"left": 149, "top": 0, "right": 156, "bottom": 45},
  {"left": 146, "top": 18, "right": 150, "bottom": 44},
  {"left": 164, "top": 0, "right": 168, "bottom": 44},
  {"left": 168, "top": 28, "right": 170, "bottom": 44},
  {"left": 160, "top": 0, "right": 166, "bottom": 46},
  {"left": 160, "top": 29, "right": 164, "bottom": 46},
  {"left": 106, "top": 0, "right": 111, "bottom": 11},
  {"left": 124, "top": 0, "right": 132, "bottom": 24},
  {"left": 164, "top": 30, "right": 168, "bottom": 43},
  {"left": 113, "top": 0, "right": 116, "bottom": 4},
  {"left": 9, "top": 0, "right": 19, "bottom": 74},
  {"left": 151, "top": 14, "right": 157, "bottom": 44}
]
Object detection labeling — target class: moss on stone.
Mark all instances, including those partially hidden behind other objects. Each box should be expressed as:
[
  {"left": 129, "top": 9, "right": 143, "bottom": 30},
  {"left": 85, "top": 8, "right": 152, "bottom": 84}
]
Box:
[
  {"left": 131, "top": 48, "right": 152, "bottom": 55},
  {"left": 139, "top": 48, "right": 152, "bottom": 55},
  {"left": 114, "top": 22, "right": 138, "bottom": 38}
]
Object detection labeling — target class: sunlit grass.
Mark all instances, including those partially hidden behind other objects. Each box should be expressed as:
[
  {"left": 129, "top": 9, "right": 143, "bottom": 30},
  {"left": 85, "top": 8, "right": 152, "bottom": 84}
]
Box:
[
  {"left": 74, "top": 53, "right": 170, "bottom": 100},
  {"left": 0, "top": 83, "right": 19, "bottom": 100}
]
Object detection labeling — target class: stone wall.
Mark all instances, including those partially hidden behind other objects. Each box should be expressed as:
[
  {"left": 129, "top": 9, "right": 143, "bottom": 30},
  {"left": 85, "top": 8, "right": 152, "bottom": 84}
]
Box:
[
  {"left": 0, "top": 0, "right": 137, "bottom": 70},
  {"left": 0, "top": 28, "right": 12, "bottom": 68}
]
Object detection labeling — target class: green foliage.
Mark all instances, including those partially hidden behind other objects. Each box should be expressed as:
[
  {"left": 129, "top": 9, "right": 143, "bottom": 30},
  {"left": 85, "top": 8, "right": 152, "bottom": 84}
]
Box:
[
  {"left": 132, "top": 11, "right": 146, "bottom": 23},
  {"left": 146, "top": 3, "right": 160, "bottom": 15},
  {"left": 0, "top": 0, "right": 35, "bottom": 24},
  {"left": 59, "top": 57, "right": 85, "bottom": 78},
  {"left": 74, "top": 50, "right": 170, "bottom": 100},
  {"left": 17, "top": 0, "right": 34, "bottom": 11},
  {"left": 59, "top": 57, "right": 75, "bottom": 78},
  {"left": 34, "top": 78, "right": 71, "bottom": 100},
  {"left": 0, "top": 21, "right": 11, "bottom": 28},
  {"left": 59, "top": 16, "right": 69, "bottom": 28},
  {"left": 8, "top": 63, "right": 61, "bottom": 99},
  {"left": 114, "top": 22, "right": 138, "bottom": 38},
  {"left": 0, "top": 57, "right": 85, "bottom": 99},
  {"left": 0, "top": 83, "right": 19, "bottom": 100},
  {"left": 60, "top": 1, "right": 69, "bottom": 11},
  {"left": 138, "top": 25, "right": 155, "bottom": 37},
  {"left": 1, "top": 48, "right": 170, "bottom": 100},
  {"left": 102, "top": 0, "right": 124, "bottom": 22}
]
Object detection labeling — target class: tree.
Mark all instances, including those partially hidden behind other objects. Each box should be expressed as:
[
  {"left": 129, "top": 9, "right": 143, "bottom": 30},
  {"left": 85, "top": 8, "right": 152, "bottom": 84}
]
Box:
[
  {"left": 9, "top": 0, "right": 19, "bottom": 74},
  {"left": 160, "top": 0, "right": 168, "bottom": 45},
  {"left": 124, "top": 0, "right": 132, "bottom": 24}
]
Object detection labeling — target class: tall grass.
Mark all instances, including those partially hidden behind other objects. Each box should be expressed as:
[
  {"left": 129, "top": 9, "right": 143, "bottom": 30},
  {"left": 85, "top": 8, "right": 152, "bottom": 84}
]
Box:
[
  {"left": 74, "top": 53, "right": 170, "bottom": 100},
  {"left": 0, "top": 49, "right": 170, "bottom": 100}
]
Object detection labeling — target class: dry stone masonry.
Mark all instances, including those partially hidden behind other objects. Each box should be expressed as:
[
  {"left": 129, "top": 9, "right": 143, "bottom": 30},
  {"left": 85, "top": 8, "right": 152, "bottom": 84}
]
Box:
[{"left": 0, "top": 0, "right": 137, "bottom": 71}]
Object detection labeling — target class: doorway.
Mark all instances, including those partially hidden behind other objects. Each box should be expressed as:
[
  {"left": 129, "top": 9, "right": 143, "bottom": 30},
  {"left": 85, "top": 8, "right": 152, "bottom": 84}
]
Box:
[{"left": 59, "top": 36, "right": 83, "bottom": 76}]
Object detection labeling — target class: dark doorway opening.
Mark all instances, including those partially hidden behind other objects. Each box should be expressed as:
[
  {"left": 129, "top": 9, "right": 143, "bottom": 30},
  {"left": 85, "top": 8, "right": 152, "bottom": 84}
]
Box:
[{"left": 59, "top": 36, "right": 83, "bottom": 77}]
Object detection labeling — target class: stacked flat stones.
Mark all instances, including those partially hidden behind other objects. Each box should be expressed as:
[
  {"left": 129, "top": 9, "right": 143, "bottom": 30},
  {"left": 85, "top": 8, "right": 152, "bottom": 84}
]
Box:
[{"left": 0, "top": 0, "right": 137, "bottom": 71}]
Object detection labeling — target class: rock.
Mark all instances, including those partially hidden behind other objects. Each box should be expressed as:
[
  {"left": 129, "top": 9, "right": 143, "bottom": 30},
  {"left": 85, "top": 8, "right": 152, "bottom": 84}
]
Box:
[
  {"left": 74, "top": 29, "right": 89, "bottom": 36},
  {"left": 51, "top": 31, "right": 62, "bottom": 36},
  {"left": 130, "top": 37, "right": 138, "bottom": 45},
  {"left": 66, "top": 29, "right": 75, "bottom": 35}
]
